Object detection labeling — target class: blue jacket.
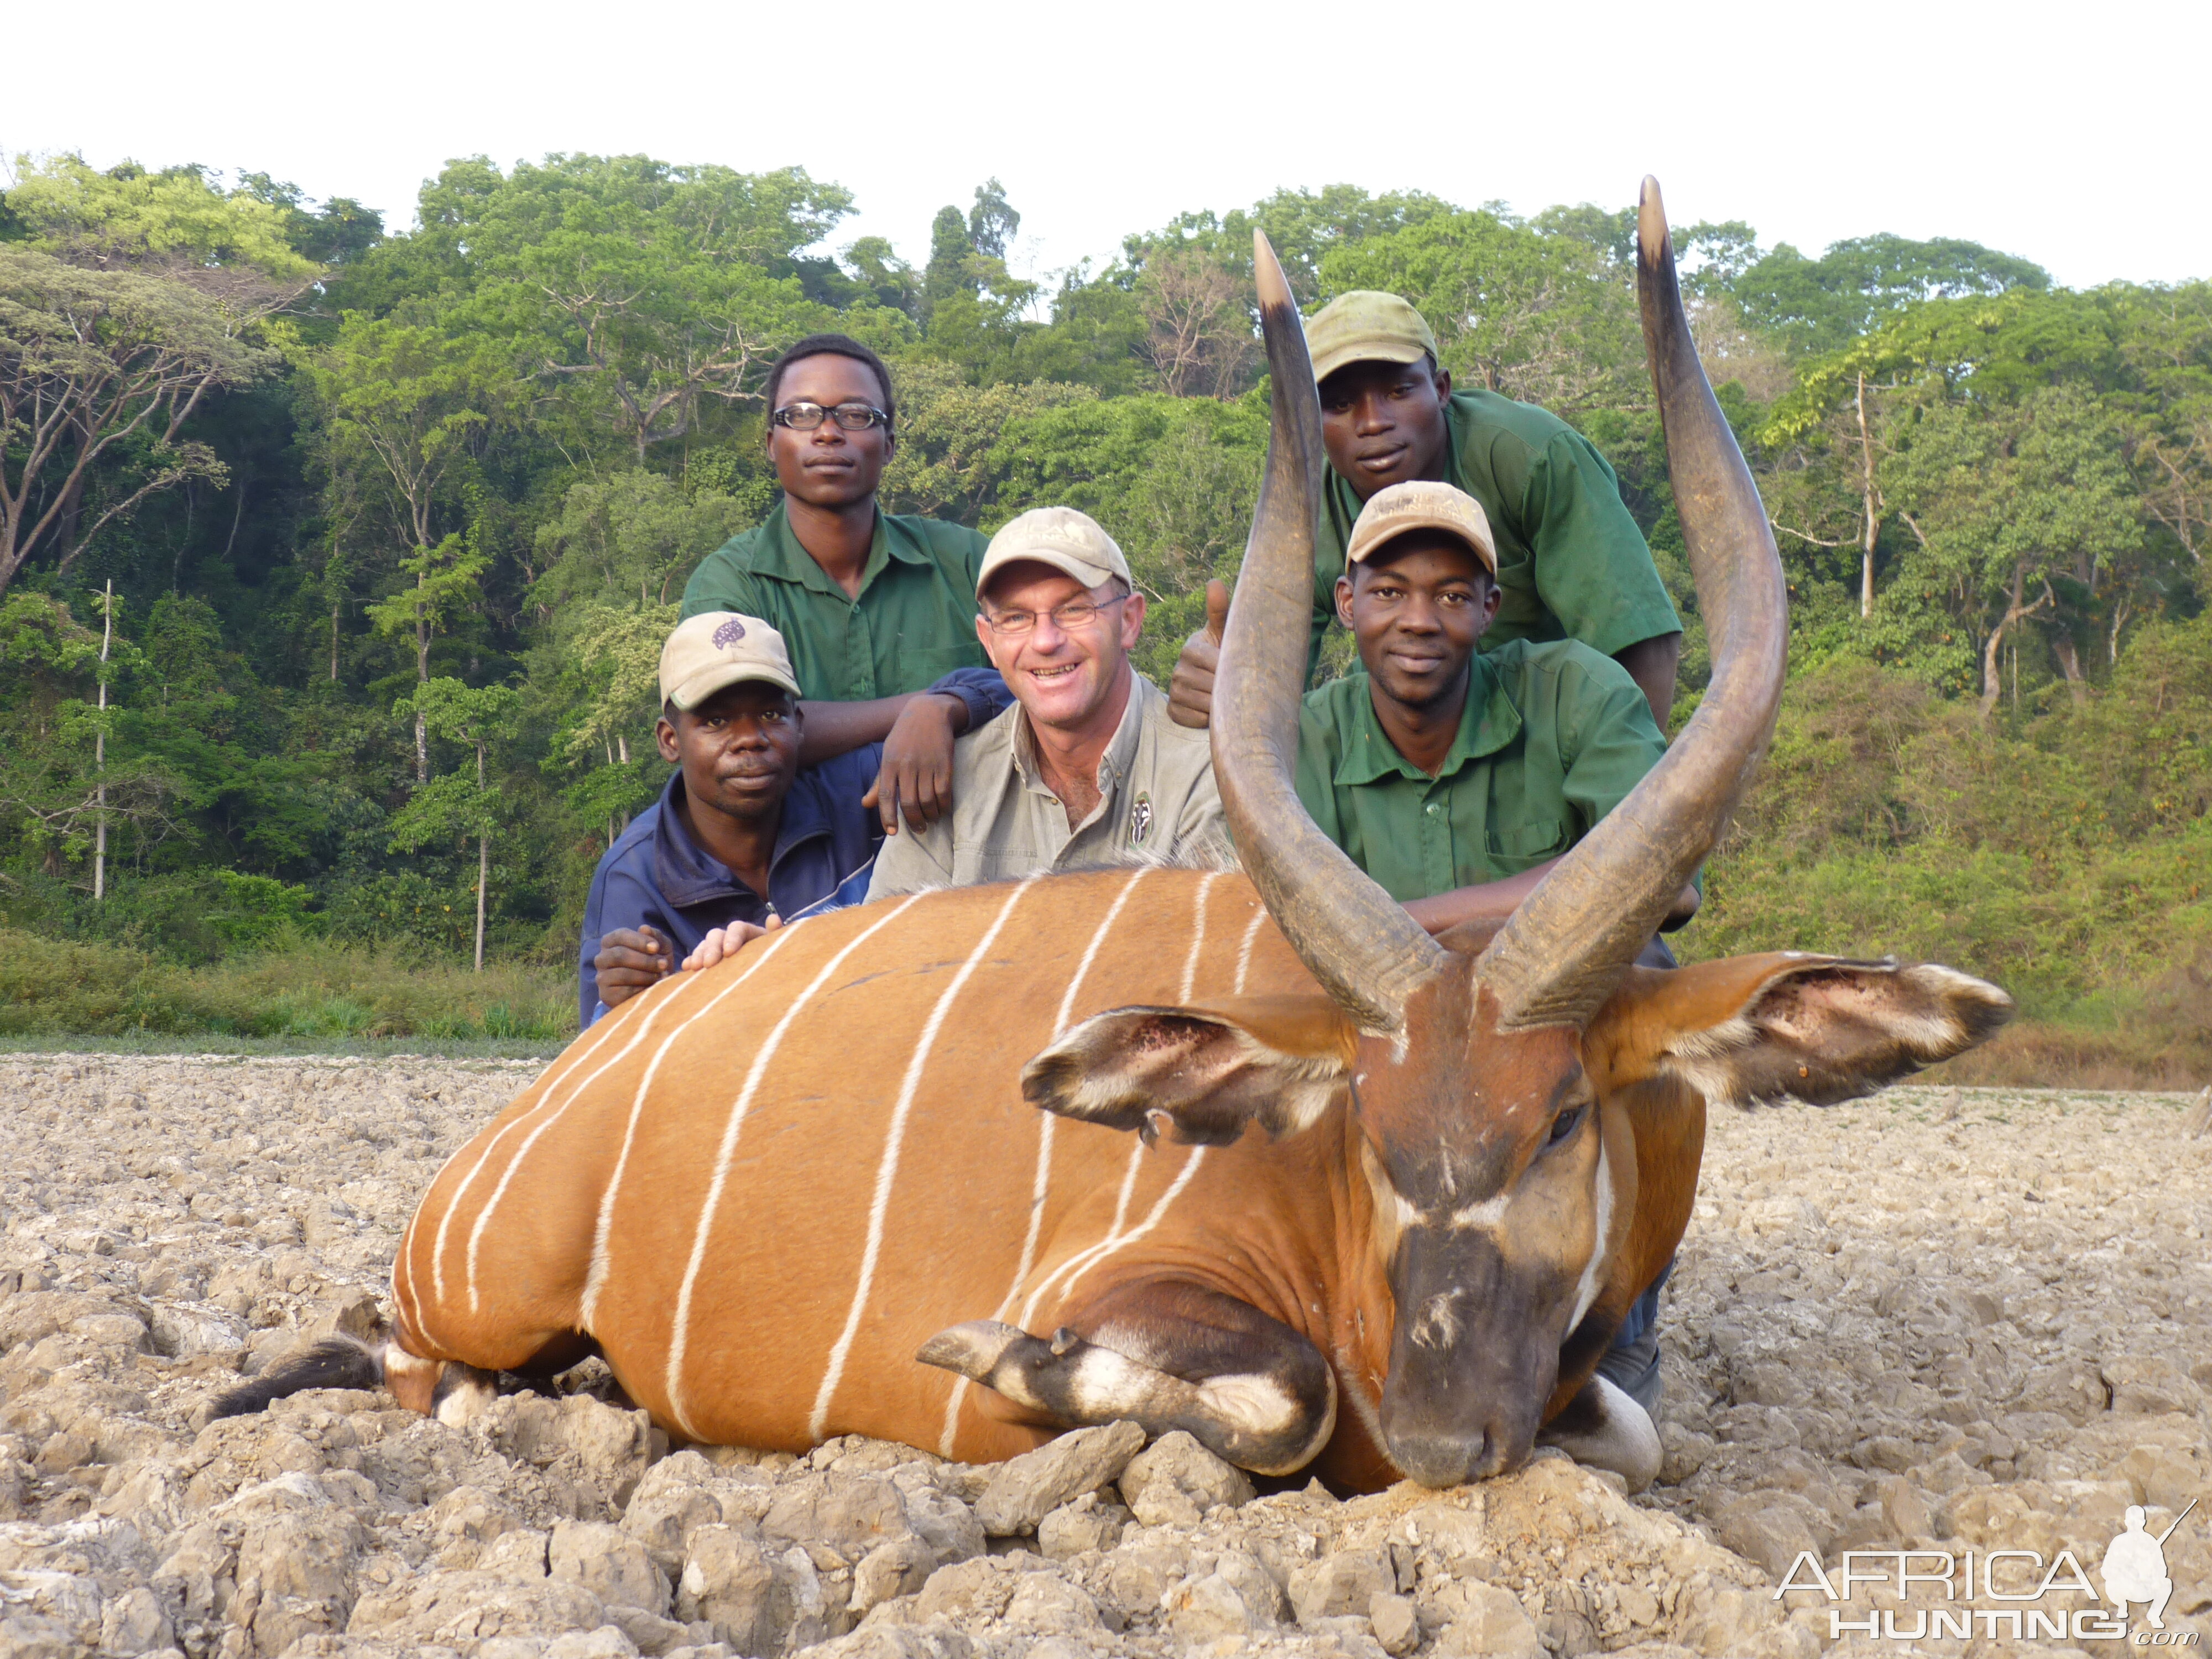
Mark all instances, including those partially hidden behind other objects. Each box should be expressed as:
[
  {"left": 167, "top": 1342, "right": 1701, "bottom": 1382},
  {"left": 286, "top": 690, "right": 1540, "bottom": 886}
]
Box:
[{"left": 577, "top": 668, "right": 1010, "bottom": 1025}]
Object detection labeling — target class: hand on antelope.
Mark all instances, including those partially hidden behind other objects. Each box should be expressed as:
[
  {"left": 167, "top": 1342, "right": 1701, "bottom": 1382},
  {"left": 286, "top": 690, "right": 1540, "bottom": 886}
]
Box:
[
  {"left": 682, "top": 914, "right": 782, "bottom": 973},
  {"left": 592, "top": 925, "right": 676, "bottom": 1010}
]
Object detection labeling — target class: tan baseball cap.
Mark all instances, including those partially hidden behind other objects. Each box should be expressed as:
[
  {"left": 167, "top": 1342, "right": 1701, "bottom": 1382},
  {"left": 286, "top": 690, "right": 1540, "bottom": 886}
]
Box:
[
  {"left": 1305, "top": 291, "right": 1441, "bottom": 384},
  {"left": 658, "top": 612, "right": 802, "bottom": 711},
  {"left": 977, "top": 505, "right": 1133, "bottom": 598},
  {"left": 1345, "top": 481, "right": 1498, "bottom": 575}
]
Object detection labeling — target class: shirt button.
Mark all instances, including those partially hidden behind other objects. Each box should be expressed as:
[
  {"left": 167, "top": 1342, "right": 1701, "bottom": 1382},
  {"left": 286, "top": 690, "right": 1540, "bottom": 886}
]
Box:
[{"left": 1426, "top": 804, "right": 1440, "bottom": 815}]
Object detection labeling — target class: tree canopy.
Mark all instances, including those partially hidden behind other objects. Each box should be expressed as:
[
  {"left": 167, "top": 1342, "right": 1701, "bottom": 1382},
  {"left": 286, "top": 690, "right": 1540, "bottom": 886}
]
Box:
[{"left": 1, "top": 150, "right": 2204, "bottom": 1027}]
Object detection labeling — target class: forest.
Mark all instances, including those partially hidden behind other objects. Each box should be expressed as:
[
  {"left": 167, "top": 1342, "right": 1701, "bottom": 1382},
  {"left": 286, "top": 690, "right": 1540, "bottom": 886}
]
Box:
[{"left": 2, "top": 152, "right": 2207, "bottom": 1080}]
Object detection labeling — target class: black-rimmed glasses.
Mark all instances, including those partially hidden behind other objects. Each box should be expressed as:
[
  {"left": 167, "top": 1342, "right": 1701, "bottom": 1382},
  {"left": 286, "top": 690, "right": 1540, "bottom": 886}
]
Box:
[{"left": 771, "top": 401, "right": 890, "bottom": 432}]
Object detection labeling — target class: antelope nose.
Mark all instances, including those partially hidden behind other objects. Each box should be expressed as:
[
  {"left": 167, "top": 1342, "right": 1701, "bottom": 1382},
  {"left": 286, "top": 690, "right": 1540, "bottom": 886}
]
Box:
[{"left": 1389, "top": 1430, "right": 1487, "bottom": 1489}]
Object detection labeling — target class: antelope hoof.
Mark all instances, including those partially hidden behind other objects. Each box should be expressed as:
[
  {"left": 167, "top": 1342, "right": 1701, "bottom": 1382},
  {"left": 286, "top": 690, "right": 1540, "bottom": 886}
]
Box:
[
  {"left": 916, "top": 1319, "right": 1026, "bottom": 1380},
  {"left": 431, "top": 1363, "right": 499, "bottom": 1430},
  {"left": 1538, "top": 1374, "right": 1662, "bottom": 1493}
]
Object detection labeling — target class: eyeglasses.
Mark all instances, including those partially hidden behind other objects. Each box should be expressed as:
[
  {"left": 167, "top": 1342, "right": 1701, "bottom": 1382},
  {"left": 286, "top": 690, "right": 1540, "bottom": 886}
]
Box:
[
  {"left": 982, "top": 594, "right": 1130, "bottom": 636},
  {"left": 771, "top": 400, "right": 889, "bottom": 432}
]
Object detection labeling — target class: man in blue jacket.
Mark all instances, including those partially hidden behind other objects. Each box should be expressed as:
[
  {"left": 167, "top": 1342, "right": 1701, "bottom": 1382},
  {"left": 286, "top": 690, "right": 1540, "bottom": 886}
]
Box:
[{"left": 578, "top": 611, "right": 1004, "bottom": 1025}]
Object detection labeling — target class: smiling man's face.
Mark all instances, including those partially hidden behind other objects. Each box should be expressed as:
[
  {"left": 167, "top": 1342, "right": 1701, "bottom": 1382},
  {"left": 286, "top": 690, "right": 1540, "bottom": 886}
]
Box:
[
  {"left": 976, "top": 562, "right": 1146, "bottom": 738},
  {"left": 767, "top": 353, "right": 893, "bottom": 512},
  {"left": 1319, "top": 356, "right": 1455, "bottom": 502},
  {"left": 1337, "top": 533, "right": 1499, "bottom": 714}
]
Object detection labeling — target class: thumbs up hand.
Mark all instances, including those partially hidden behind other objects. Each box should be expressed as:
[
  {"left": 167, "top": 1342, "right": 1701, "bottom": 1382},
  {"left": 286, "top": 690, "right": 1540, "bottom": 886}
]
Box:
[{"left": 1167, "top": 578, "right": 1232, "bottom": 731}]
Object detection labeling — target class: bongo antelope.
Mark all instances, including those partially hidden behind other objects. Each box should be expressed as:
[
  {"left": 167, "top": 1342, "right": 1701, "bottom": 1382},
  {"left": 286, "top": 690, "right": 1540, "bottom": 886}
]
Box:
[{"left": 219, "top": 183, "right": 2011, "bottom": 1492}]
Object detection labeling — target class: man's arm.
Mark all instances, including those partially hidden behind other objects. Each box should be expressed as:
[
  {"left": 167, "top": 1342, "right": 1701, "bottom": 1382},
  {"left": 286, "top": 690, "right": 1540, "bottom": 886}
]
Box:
[
  {"left": 1613, "top": 632, "right": 1681, "bottom": 729},
  {"left": 801, "top": 693, "right": 942, "bottom": 766},
  {"left": 593, "top": 925, "right": 677, "bottom": 1012},
  {"left": 816, "top": 667, "right": 1010, "bottom": 832},
  {"left": 582, "top": 861, "right": 680, "bottom": 1019},
  {"left": 1521, "top": 429, "right": 1683, "bottom": 720},
  {"left": 1403, "top": 860, "right": 1698, "bottom": 935},
  {"left": 679, "top": 534, "right": 763, "bottom": 621}
]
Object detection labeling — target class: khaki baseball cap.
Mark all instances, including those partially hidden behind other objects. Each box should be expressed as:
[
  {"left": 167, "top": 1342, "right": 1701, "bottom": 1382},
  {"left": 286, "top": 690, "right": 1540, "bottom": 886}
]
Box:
[
  {"left": 977, "top": 505, "right": 1133, "bottom": 598},
  {"left": 658, "top": 612, "right": 802, "bottom": 711},
  {"left": 1305, "top": 291, "right": 1440, "bottom": 384},
  {"left": 1345, "top": 481, "right": 1498, "bottom": 575}
]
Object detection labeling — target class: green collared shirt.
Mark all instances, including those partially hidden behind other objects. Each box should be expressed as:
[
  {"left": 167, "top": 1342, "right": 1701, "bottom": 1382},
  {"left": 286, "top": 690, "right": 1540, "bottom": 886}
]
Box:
[
  {"left": 1309, "top": 389, "right": 1681, "bottom": 677},
  {"left": 1293, "top": 639, "right": 1668, "bottom": 904},
  {"left": 681, "top": 503, "right": 992, "bottom": 702}
]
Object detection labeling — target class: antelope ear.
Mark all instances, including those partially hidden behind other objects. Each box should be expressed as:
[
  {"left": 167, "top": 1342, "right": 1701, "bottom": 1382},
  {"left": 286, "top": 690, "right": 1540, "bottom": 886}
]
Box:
[
  {"left": 1021, "top": 994, "right": 1354, "bottom": 1146},
  {"left": 1593, "top": 954, "right": 2014, "bottom": 1109}
]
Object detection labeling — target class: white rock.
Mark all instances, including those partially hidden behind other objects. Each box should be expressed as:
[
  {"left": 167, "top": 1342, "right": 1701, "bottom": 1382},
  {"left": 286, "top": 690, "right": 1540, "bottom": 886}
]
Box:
[{"left": 1115, "top": 1431, "right": 1254, "bottom": 1527}]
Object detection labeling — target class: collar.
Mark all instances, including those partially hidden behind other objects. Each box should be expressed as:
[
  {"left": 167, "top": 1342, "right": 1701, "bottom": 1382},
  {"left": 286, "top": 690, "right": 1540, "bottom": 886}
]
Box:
[
  {"left": 1009, "top": 667, "right": 1147, "bottom": 805},
  {"left": 1333, "top": 653, "right": 1522, "bottom": 789},
  {"left": 752, "top": 501, "right": 931, "bottom": 600},
  {"left": 649, "top": 769, "right": 831, "bottom": 909}
]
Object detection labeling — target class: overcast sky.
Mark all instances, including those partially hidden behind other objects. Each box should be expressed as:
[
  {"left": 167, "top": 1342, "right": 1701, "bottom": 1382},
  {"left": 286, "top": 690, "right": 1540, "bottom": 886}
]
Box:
[{"left": 8, "top": 0, "right": 2205, "bottom": 294}]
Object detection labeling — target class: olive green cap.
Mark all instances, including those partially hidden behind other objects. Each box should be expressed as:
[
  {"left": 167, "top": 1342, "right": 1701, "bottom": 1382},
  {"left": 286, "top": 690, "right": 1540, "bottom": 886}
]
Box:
[{"left": 1305, "top": 291, "right": 1440, "bottom": 384}]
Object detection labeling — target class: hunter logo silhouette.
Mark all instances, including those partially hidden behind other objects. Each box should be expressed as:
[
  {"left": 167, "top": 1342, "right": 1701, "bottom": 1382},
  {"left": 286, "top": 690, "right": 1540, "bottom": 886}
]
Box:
[{"left": 2105, "top": 1499, "right": 2195, "bottom": 1630}]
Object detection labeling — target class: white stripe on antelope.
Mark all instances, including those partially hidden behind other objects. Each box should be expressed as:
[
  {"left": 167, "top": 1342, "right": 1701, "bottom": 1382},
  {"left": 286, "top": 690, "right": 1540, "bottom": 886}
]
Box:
[{"left": 216, "top": 188, "right": 2014, "bottom": 1495}]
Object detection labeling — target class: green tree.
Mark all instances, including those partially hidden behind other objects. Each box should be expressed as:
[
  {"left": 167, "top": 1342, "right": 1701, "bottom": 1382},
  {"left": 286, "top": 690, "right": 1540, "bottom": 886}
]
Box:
[
  {"left": 389, "top": 677, "right": 522, "bottom": 970},
  {"left": 0, "top": 248, "right": 278, "bottom": 595},
  {"left": 310, "top": 311, "right": 498, "bottom": 779},
  {"left": 1879, "top": 387, "right": 2142, "bottom": 716},
  {"left": 366, "top": 535, "right": 491, "bottom": 782},
  {"left": 1732, "top": 233, "right": 2051, "bottom": 357},
  {"left": 0, "top": 590, "right": 176, "bottom": 886}
]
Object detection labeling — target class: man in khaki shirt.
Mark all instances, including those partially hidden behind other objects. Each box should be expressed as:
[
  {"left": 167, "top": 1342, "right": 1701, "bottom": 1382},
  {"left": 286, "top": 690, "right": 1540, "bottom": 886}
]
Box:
[{"left": 866, "top": 506, "right": 1223, "bottom": 897}]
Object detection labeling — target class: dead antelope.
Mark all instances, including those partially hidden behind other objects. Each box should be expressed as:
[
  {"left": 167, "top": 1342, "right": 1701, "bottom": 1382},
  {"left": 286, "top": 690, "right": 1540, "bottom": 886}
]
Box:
[{"left": 220, "top": 183, "right": 2011, "bottom": 1493}]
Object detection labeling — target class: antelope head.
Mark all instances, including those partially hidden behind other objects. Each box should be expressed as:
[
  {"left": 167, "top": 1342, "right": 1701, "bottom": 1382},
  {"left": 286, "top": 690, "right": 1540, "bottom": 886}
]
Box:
[{"left": 1027, "top": 183, "right": 2009, "bottom": 1486}]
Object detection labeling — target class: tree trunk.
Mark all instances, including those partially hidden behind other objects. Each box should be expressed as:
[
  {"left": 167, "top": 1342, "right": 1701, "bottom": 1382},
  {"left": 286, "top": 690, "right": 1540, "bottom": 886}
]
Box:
[
  {"left": 414, "top": 572, "right": 430, "bottom": 784},
  {"left": 1979, "top": 622, "right": 2007, "bottom": 724},
  {"left": 1980, "top": 562, "right": 2048, "bottom": 723},
  {"left": 2052, "top": 634, "right": 2090, "bottom": 706},
  {"left": 1856, "top": 372, "right": 1878, "bottom": 618},
  {"left": 475, "top": 832, "right": 489, "bottom": 972},
  {"left": 474, "top": 738, "right": 488, "bottom": 973},
  {"left": 94, "top": 581, "right": 112, "bottom": 902},
  {"left": 330, "top": 599, "right": 341, "bottom": 682}
]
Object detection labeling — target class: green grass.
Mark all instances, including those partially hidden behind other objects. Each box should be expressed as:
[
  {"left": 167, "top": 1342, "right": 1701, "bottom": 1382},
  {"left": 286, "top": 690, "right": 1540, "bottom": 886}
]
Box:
[{"left": 0, "top": 928, "right": 578, "bottom": 1046}]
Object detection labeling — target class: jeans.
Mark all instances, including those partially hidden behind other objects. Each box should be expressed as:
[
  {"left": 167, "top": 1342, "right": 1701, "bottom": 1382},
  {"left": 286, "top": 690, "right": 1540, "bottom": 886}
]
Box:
[{"left": 1595, "top": 932, "right": 1680, "bottom": 1415}]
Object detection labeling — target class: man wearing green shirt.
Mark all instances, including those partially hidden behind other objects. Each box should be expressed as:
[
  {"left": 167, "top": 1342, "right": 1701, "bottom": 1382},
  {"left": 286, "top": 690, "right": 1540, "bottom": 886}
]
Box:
[
  {"left": 682, "top": 333, "right": 1001, "bottom": 832},
  {"left": 1298, "top": 478, "right": 1694, "bottom": 1412},
  {"left": 1170, "top": 291, "right": 1684, "bottom": 732}
]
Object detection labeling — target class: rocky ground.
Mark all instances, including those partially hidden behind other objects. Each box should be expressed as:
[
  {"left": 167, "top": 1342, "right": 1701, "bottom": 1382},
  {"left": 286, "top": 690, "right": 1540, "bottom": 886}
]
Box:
[{"left": 0, "top": 1055, "right": 2206, "bottom": 1659}]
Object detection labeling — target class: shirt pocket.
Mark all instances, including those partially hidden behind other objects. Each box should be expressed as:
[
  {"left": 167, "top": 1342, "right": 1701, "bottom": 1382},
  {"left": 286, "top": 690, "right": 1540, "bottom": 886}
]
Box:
[{"left": 1488, "top": 816, "right": 1567, "bottom": 868}]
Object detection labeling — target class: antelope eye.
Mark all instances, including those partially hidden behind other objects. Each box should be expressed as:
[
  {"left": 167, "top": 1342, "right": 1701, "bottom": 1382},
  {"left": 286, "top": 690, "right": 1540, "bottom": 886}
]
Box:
[{"left": 1547, "top": 1105, "right": 1585, "bottom": 1146}]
